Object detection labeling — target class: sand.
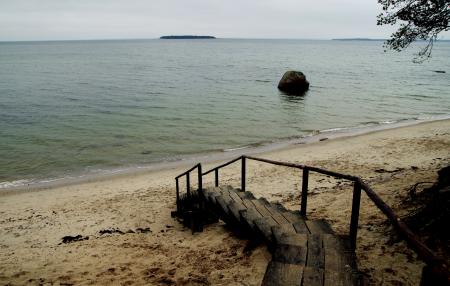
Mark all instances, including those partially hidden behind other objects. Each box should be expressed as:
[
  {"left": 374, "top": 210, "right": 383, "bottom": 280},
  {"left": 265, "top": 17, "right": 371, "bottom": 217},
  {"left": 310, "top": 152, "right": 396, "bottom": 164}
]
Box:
[{"left": 0, "top": 119, "right": 449, "bottom": 286}]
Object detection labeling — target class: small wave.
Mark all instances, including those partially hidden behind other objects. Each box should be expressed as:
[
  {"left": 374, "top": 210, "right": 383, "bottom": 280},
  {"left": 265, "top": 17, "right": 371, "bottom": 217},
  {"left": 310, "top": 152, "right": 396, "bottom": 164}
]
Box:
[
  {"left": 318, "top": 118, "right": 421, "bottom": 135},
  {"left": 319, "top": 127, "right": 349, "bottom": 133},
  {"left": 380, "top": 120, "right": 396, "bottom": 124},
  {"left": 0, "top": 179, "right": 32, "bottom": 189},
  {"left": 417, "top": 114, "right": 450, "bottom": 121},
  {"left": 39, "top": 177, "right": 69, "bottom": 184},
  {"left": 223, "top": 145, "right": 251, "bottom": 152},
  {"left": 255, "top": 80, "right": 271, "bottom": 83},
  {"left": 358, "top": 118, "right": 414, "bottom": 127},
  {"left": 360, "top": 121, "right": 383, "bottom": 126}
]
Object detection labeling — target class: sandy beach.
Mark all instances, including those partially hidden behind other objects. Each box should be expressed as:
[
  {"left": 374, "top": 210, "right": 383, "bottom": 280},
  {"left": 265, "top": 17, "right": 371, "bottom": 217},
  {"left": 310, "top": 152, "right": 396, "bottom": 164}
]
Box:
[{"left": 1, "top": 119, "right": 449, "bottom": 286}]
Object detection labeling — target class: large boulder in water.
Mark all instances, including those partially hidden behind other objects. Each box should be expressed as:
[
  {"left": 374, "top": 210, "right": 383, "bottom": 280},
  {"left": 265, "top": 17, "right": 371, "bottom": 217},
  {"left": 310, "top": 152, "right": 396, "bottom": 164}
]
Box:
[{"left": 277, "top": 71, "right": 309, "bottom": 94}]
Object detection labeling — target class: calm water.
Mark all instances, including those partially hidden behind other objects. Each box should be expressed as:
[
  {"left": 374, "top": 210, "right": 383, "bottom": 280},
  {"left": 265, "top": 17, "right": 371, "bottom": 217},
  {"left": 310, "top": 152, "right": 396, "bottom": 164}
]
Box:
[{"left": 1, "top": 39, "right": 449, "bottom": 186}]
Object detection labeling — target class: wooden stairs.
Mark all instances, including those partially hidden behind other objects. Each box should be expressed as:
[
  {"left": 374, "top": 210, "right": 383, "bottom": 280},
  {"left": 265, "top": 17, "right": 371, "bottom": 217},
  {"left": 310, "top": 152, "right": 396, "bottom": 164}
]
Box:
[
  {"left": 178, "top": 185, "right": 365, "bottom": 286},
  {"left": 173, "top": 157, "right": 450, "bottom": 285}
]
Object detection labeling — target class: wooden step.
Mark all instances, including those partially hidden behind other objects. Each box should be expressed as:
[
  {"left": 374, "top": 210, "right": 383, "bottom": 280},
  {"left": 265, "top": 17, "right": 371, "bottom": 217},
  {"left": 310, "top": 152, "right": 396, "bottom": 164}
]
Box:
[
  {"left": 195, "top": 187, "right": 361, "bottom": 285},
  {"left": 240, "top": 207, "right": 263, "bottom": 232},
  {"left": 254, "top": 216, "right": 279, "bottom": 244},
  {"left": 227, "top": 200, "right": 247, "bottom": 223},
  {"left": 262, "top": 261, "right": 303, "bottom": 286},
  {"left": 303, "top": 266, "right": 324, "bottom": 286}
]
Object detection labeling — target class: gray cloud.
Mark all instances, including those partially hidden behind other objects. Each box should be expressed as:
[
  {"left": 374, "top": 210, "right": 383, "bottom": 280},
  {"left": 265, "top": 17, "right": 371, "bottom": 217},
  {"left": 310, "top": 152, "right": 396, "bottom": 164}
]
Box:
[{"left": 0, "top": 0, "right": 446, "bottom": 41}]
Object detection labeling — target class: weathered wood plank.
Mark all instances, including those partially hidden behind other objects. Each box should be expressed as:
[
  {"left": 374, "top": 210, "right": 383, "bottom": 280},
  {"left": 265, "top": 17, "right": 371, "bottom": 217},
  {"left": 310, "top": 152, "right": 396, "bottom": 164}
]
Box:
[
  {"left": 251, "top": 199, "right": 274, "bottom": 218},
  {"left": 271, "top": 232, "right": 308, "bottom": 266},
  {"left": 263, "top": 204, "right": 292, "bottom": 226},
  {"left": 230, "top": 189, "right": 256, "bottom": 200},
  {"left": 241, "top": 198, "right": 256, "bottom": 210},
  {"left": 335, "top": 235, "right": 359, "bottom": 272},
  {"left": 254, "top": 216, "right": 279, "bottom": 243},
  {"left": 278, "top": 223, "right": 298, "bottom": 234},
  {"left": 306, "top": 219, "right": 333, "bottom": 235},
  {"left": 273, "top": 244, "right": 307, "bottom": 265},
  {"left": 228, "top": 190, "right": 244, "bottom": 204},
  {"left": 281, "top": 211, "right": 305, "bottom": 224},
  {"left": 306, "top": 234, "right": 324, "bottom": 270},
  {"left": 239, "top": 208, "right": 262, "bottom": 231},
  {"left": 262, "top": 261, "right": 303, "bottom": 286},
  {"left": 272, "top": 202, "right": 288, "bottom": 212},
  {"left": 194, "top": 188, "right": 360, "bottom": 286},
  {"left": 324, "top": 270, "right": 347, "bottom": 286},
  {"left": 323, "top": 234, "right": 354, "bottom": 286},
  {"left": 234, "top": 190, "right": 256, "bottom": 200},
  {"left": 204, "top": 187, "right": 229, "bottom": 205},
  {"left": 219, "top": 189, "right": 233, "bottom": 202},
  {"left": 302, "top": 266, "right": 324, "bottom": 286},
  {"left": 293, "top": 220, "right": 310, "bottom": 234},
  {"left": 227, "top": 200, "right": 247, "bottom": 223},
  {"left": 272, "top": 227, "right": 308, "bottom": 247},
  {"left": 272, "top": 217, "right": 296, "bottom": 233},
  {"left": 215, "top": 196, "right": 232, "bottom": 217},
  {"left": 258, "top": 197, "right": 272, "bottom": 206}
]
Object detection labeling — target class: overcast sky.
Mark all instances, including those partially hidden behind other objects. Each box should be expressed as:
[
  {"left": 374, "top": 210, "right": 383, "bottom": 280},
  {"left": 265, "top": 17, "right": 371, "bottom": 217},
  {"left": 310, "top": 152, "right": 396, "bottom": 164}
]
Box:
[{"left": 0, "top": 0, "right": 446, "bottom": 41}]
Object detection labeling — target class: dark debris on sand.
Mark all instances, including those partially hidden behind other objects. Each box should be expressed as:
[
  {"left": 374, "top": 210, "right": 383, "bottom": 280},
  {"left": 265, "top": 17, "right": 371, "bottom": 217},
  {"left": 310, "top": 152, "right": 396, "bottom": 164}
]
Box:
[
  {"left": 61, "top": 235, "right": 89, "bottom": 244},
  {"left": 60, "top": 227, "right": 151, "bottom": 245}
]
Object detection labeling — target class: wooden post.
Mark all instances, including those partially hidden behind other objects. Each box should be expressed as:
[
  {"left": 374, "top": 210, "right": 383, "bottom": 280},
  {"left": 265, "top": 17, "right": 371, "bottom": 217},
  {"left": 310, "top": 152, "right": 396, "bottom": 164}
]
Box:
[
  {"left": 241, "top": 156, "right": 246, "bottom": 192},
  {"left": 350, "top": 180, "right": 362, "bottom": 251},
  {"left": 198, "top": 164, "right": 202, "bottom": 192},
  {"left": 176, "top": 178, "right": 180, "bottom": 212},
  {"left": 186, "top": 172, "right": 190, "bottom": 198},
  {"left": 198, "top": 164, "right": 205, "bottom": 214},
  {"left": 215, "top": 168, "right": 219, "bottom": 187},
  {"left": 300, "top": 168, "right": 309, "bottom": 216}
]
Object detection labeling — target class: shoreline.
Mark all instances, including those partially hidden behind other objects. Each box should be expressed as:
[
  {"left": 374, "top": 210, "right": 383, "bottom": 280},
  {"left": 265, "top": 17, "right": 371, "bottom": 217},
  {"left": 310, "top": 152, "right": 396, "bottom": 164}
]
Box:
[
  {"left": 2, "top": 116, "right": 449, "bottom": 195},
  {"left": 1, "top": 119, "right": 449, "bottom": 285}
]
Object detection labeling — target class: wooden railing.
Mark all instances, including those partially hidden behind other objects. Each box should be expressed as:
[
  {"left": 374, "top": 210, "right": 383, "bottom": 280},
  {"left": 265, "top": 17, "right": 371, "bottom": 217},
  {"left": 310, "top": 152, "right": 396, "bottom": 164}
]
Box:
[
  {"left": 174, "top": 155, "right": 449, "bottom": 284},
  {"left": 175, "top": 163, "right": 202, "bottom": 213}
]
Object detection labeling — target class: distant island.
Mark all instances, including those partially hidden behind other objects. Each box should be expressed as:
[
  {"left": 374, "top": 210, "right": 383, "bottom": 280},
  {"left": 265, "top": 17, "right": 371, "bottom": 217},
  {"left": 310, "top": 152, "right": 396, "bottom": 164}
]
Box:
[
  {"left": 160, "top": 35, "right": 216, "bottom": 39},
  {"left": 332, "top": 38, "right": 386, "bottom": 41}
]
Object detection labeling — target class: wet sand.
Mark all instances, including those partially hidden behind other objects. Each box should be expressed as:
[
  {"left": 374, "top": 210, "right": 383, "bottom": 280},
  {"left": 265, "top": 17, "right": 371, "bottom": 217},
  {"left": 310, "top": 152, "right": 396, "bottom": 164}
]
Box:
[{"left": 1, "top": 119, "right": 449, "bottom": 285}]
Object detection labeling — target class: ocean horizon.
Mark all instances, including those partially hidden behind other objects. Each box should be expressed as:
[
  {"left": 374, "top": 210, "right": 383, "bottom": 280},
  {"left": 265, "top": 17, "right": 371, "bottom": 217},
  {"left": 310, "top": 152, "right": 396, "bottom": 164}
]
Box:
[{"left": 1, "top": 39, "right": 449, "bottom": 189}]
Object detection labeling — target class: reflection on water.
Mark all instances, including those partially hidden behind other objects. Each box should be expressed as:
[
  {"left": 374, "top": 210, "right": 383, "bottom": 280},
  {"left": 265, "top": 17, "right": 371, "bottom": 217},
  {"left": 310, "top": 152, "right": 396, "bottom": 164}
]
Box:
[{"left": 279, "top": 91, "right": 307, "bottom": 103}]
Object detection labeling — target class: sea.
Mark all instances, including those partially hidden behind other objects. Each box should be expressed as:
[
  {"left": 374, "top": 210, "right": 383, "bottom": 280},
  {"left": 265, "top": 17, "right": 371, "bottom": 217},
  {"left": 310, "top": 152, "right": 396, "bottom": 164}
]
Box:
[{"left": 1, "top": 39, "right": 449, "bottom": 189}]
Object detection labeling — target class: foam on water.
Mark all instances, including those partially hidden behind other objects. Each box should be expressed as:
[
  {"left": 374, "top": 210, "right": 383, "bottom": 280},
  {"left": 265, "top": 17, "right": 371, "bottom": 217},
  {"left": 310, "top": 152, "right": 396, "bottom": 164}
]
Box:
[{"left": 1, "top": 116, "right": 448, "bottom": 191}]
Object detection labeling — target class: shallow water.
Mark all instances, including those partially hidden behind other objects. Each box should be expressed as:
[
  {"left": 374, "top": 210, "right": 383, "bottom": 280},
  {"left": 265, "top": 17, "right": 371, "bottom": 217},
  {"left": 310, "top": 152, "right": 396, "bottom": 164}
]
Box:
[{"left": 0, "top": 39, "right": 449, "bottom": 185}]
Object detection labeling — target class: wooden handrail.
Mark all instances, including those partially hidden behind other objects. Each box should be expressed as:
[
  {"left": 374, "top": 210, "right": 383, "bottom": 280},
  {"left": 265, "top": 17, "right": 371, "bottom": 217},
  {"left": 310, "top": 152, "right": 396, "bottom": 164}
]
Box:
[
  {"left": 175, "top": 163, "right": 201, "bottom": 179},
  {"left": 245, "top": 155, "right": 359, "bottom": 180},
  {"left": 244, "top": 155, "right": 305, "bottom": 169},
  {"left": 202, "top": 156, "right": 243, "bottom": 176},
  {"left": 359, "top": 180, "right": 446, "bottom": 267},
  {"left": 175, "top": 163, "right": 202, "bottom": 213},
  {"left": 175, "top": 155, "right": 449, "bottom": 283}
]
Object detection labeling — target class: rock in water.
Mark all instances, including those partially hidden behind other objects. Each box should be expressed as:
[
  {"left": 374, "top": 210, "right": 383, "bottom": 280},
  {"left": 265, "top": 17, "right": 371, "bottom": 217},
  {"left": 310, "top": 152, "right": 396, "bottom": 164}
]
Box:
[{"left": 277, "top": 71, "right": 310, "bottom": 95}]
